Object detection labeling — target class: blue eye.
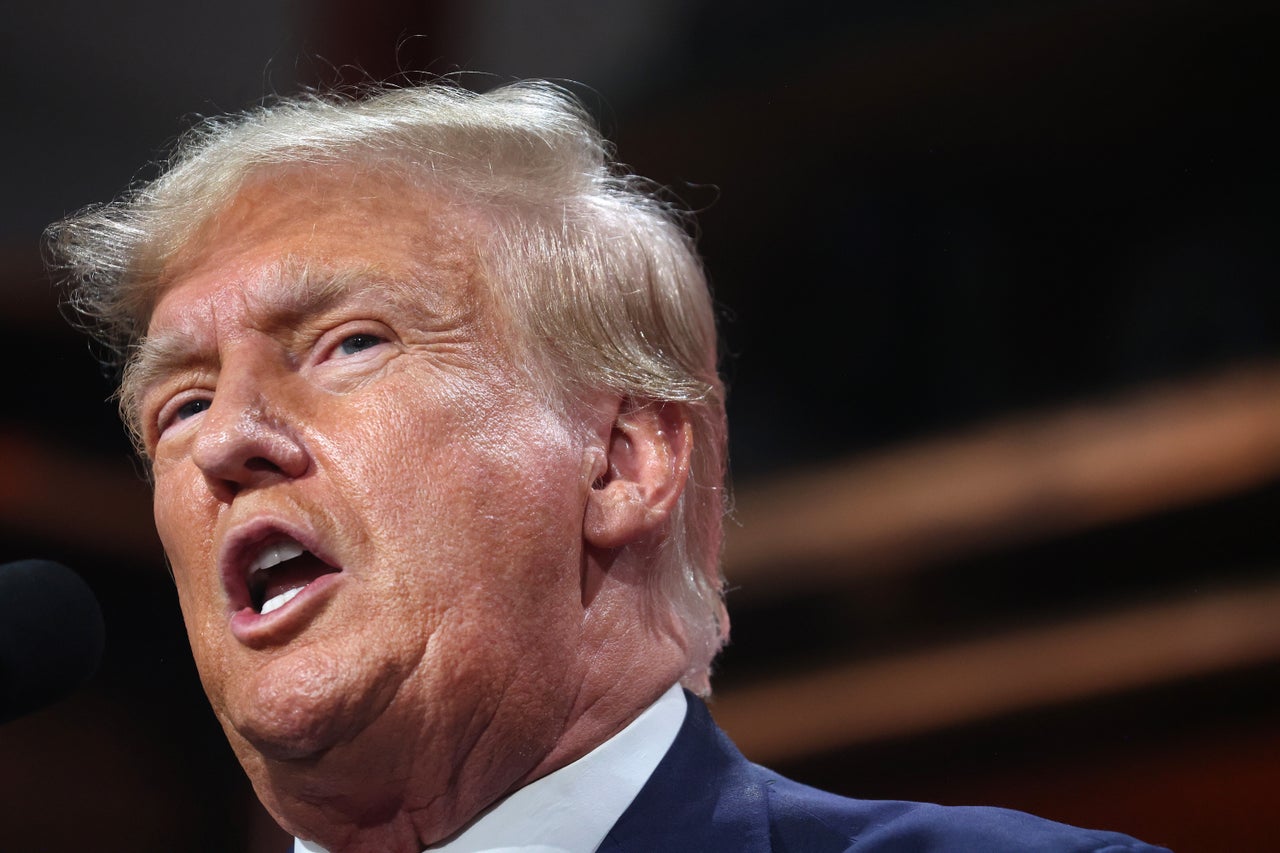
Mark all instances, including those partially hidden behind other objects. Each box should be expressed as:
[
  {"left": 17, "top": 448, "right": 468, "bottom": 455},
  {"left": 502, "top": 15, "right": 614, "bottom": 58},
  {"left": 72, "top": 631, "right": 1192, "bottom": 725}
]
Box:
[
  {"left": 338, "top": 333, "right": 384, "bottom": 355},
  {"left": 175, "top": 399, "right": 211, "bottom": 421}
]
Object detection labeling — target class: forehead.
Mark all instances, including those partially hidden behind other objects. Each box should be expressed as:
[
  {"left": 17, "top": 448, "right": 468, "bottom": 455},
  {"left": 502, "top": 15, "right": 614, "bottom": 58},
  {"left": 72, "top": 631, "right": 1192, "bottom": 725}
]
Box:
[{"left": 147, "top": 165, "right": 485, "bottom": 335}]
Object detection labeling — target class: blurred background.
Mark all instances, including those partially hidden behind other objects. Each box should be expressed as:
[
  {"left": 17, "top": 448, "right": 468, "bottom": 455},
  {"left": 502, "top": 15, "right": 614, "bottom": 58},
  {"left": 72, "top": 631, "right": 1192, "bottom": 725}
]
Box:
[{"left": 2, "top": 1, "right": 1277, "bottom": 850}]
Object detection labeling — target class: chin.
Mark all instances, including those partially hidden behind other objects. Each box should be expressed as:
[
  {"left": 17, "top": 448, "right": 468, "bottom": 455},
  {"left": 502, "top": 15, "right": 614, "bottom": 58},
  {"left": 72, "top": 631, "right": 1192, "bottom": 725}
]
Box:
[
  {"left": 222, "top": 649, "right": 393, "bottom": 763},
  {"left": 232, "top": 703, "right": 349, "bottom": 762}
]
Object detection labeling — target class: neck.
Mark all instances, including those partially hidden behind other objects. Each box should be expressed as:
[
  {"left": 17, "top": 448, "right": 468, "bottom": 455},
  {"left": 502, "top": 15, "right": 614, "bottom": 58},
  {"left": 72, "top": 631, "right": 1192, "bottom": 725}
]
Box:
[
  {"left": 264, "top": 683, "right": 684, "bottom": 852},
  {"left": 247, "top": 568, "right": 689, "bottom": 852}
]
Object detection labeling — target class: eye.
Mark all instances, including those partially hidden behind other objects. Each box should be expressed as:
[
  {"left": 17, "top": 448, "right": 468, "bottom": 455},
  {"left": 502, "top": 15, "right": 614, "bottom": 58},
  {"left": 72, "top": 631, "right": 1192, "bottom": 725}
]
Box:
[
  {"left": 174, "top": 398, "right": 211, "bottom": 421},
  {"left": 337, "top": 333, "right": 385, "bottom": 356},
  {"left": 152, "top": 393, "right": 212, "bottom": 443}
]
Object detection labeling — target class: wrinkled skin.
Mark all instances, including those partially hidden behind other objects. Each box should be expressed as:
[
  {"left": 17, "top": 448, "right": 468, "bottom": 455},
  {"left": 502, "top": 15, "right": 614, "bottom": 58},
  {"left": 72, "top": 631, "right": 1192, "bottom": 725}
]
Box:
[{"left": 135, "top": 167, "right": 689, "bottom": 851}]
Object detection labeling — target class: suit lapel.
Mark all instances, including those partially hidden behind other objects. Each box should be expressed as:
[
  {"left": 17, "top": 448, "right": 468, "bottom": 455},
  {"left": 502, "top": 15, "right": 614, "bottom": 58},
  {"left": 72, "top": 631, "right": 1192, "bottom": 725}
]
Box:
[{"left": 597, "top": 691, "right": 772, "bottom": 853}]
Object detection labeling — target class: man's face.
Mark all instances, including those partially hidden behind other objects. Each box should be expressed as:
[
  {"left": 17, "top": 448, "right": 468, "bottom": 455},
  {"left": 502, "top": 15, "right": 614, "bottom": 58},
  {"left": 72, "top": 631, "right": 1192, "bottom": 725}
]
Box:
[{"left": 137, "top": 168, "right": 600, "bottom": 814}]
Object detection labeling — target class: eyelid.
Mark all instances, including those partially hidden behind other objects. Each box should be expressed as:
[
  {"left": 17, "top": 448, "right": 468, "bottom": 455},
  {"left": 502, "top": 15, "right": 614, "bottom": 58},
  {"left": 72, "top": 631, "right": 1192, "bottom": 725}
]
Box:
[
  {"left": 314, "top": 321, "right": 395, "bottom": 363},
  {"left": 152, "top": 385, "right": 214, "bottom": 440}
]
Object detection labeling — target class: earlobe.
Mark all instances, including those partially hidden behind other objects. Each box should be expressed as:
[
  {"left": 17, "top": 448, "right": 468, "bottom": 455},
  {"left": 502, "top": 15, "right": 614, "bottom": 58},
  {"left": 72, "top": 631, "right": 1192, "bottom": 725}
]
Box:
[{"left": 583, "top": 400, "right": 692, "bottom": 550}]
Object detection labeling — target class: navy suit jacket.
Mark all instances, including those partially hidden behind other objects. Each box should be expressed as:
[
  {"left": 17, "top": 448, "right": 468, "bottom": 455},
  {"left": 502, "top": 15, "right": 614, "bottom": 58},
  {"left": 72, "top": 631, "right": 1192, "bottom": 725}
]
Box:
[{"left": 598, "top": 692, "right": 1171, "bottom": 852}]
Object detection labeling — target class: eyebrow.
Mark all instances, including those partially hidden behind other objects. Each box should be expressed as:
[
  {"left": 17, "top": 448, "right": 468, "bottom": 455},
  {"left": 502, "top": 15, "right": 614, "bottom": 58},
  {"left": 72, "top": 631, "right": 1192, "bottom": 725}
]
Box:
[{"left": 119, "top": 259, "right": 440, "bottom": 430}]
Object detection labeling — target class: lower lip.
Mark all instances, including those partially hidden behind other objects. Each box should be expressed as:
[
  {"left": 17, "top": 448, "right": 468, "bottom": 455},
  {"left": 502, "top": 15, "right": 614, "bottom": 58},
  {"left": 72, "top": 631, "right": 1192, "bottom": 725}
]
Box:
[{"left": 229, "top": 571, "right": 343, "bottom": 646}]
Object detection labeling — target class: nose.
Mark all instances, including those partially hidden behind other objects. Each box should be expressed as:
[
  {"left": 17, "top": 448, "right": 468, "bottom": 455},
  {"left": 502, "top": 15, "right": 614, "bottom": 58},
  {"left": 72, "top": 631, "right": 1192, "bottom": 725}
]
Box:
[{"left": 190, "top": 366, "right": 310, "bottom": 501}]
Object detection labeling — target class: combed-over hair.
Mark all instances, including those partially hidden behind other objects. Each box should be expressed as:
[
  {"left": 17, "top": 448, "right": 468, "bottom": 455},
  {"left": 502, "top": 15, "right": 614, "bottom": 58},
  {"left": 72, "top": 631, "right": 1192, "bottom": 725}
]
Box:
[{"left": 45, "top": 80, "right": 730, "bottom": 693}]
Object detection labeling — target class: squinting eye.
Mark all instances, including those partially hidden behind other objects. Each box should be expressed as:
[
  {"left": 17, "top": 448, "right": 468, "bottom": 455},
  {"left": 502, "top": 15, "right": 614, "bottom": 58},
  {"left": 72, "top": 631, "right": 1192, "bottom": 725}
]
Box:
[
  {"left": 175, "top": 399, "right": 211, "bottom": 421},
  {"left": 338, "top": 333, "right": 384, "bottom": 356}
]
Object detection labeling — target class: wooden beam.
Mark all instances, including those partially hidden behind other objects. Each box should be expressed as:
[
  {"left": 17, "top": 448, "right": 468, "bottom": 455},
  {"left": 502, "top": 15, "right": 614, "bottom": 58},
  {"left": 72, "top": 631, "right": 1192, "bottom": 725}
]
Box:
[
  {"left": 726, "top": 363, "right": 1280, "bottom": 595},
  {"left": 711, "top": 580, "right": 1280, "bottom": 763}
]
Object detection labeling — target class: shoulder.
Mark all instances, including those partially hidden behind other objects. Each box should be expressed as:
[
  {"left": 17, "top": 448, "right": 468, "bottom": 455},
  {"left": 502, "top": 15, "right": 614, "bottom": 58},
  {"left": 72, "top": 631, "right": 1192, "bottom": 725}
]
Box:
[
  {"left": 606, "top": 693, "right": 1170, "bottom": 853},
  {"left": 757, "top": 766, "right": 1172, "bottom": 853}
]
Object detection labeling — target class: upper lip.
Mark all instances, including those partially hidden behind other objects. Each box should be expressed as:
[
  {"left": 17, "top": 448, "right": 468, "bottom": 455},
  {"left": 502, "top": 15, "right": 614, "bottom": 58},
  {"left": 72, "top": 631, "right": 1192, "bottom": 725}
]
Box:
[{"left": 218, "top": 516, "right": 339, "bottom": 613}]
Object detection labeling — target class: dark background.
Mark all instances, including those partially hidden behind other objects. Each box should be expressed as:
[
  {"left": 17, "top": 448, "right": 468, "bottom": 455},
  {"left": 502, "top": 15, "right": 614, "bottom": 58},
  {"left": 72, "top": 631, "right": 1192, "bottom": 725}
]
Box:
[{"left": 2, "top": 2, "right": 1277, "bottom": 850}]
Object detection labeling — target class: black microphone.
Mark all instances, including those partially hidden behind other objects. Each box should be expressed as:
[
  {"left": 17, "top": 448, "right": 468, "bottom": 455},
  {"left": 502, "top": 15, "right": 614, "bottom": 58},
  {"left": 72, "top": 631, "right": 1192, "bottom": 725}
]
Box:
[{"left": 0, "top": 560, "right": 105, "bottom": 724}]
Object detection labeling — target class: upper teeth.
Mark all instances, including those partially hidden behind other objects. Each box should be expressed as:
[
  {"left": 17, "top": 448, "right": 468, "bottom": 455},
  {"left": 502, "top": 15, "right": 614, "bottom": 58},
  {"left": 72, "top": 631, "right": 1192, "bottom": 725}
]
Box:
[{"left": 250, "top": 540, "right": 305, "bottom": 576}]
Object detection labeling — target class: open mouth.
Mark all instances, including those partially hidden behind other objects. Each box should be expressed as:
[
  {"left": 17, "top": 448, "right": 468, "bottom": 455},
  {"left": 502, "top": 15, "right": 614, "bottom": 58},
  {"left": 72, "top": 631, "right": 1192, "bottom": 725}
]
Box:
[{"left": 246, "top": 539, "right": 342, "bottom": 616}]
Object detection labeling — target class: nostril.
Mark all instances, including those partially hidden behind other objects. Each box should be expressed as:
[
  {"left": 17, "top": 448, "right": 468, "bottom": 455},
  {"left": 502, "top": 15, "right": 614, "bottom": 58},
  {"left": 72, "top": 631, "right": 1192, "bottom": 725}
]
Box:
[
  {"left": 244, "top": 457, "right": 283, "bottom": 474},
  {"left": 204, "top": 476, "right": 242, "bottom": 502}
]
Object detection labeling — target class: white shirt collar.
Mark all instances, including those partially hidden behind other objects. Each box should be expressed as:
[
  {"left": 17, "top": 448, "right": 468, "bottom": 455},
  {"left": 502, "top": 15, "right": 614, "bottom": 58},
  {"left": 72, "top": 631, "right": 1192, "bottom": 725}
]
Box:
[{"left": 295, "top": 684, "right": 687, "bottom": 853}]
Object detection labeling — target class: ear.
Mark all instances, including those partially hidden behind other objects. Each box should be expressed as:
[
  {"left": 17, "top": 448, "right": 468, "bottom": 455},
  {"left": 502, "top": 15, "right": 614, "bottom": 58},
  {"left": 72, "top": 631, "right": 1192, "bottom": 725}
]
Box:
[{"left": 583, "top": 399, "right": 693, "bottom": 550}]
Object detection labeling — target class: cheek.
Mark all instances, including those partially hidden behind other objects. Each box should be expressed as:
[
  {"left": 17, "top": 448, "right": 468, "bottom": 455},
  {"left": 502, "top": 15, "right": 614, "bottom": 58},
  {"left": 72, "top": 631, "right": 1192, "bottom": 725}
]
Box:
[
  {"left": 152, "top": 469, "right": 224, "bottom": 651},
  {"left": 154, "top": 469, "right": 214, "bottom": 566},
  {"left": 154, "top": 449, "right": 209, "bottom": 517},
  {"left": 309, "top": 388, "right": 426, "bottom": 495},
  {"left": 332, "top": 377, "right": 587, "bottom": 588},
  {"left": 330, "top": 372, "right": 564, "bottom": 501}
]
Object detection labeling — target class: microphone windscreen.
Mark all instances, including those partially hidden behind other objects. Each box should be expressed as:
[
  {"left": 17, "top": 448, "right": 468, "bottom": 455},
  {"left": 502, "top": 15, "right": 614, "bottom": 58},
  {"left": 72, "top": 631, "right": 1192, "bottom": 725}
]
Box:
[{"left": 0, "top": 559, "right": 105, "bottom": 725}]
